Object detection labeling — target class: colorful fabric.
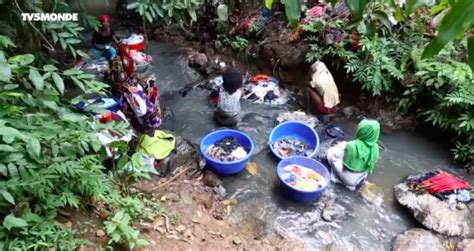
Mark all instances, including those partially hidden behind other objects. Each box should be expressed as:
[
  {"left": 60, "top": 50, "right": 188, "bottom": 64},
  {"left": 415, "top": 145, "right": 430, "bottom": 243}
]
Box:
[
  {"left": 99, "top": 15, "right": 111, "bottom": 23},
  {"left": 420, "top": 172, "right": 469, "bottom": 194},
  {"left": 137, "top": 130, "right": 176, "bottom": 160},
  {"left": 343, "top": 120, "right": 380, "bottom": 173}
]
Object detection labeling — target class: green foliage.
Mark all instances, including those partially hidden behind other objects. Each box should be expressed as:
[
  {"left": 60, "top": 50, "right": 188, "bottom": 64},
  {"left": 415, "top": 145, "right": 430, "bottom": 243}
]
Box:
[
  {"left": 0, "top": 0, "right": 97, "bottom": 57},
  {"left": 285, "top": 0, "right": 302, "bottom": 28},
  {"left": 0, "top": 211, "right": 81, "bottom": 250},
  {"left": 104, "top": 210, "right": 149, "bottom": 249},
  {"left": 228, "top": 37, "right": 249, "bottom": 52},
  {"left": 304, "top": 0, "right": 474, "bottom": 164},
  {"left": 127, "top": 0, "right": 204, "bottom": 26}
]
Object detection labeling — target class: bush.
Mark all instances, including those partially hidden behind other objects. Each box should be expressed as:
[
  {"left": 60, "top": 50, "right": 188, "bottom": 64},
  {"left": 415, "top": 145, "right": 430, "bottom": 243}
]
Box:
[{"left": 303, "top": 3, "right": 474, "bottom": 164}]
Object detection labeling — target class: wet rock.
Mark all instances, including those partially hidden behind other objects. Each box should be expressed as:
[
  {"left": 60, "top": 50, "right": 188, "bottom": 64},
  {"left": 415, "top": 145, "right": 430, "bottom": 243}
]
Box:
[
  {"left": 96, "top": 229, "right": 106, "bottom": 237},
  {"left": 342, "top": 106, "right": 358, "bottom": 118},
  {"left": 360, "top": 182, "right": 384, "bottom": 206},
  {"left": 321, "top": 242, "right": 359, "bottom": 251},
  {"left": 392, "top": 228, "right": 446, "bottom": 251},
  {"left": 175, "top": 137, "right": 198, "bottom": 167},
  {"left": 262, "top": 43, "right": 309, "bottom": 69},
  {"left": 394, "top": 182, "right": 471, "bottom": 237},
  {"left": 321, "top": 200, "right": 345, "bottom": 222},
  {"left": 203, "top": 170, "right": 223, "bottom": 187},
  {"left": 457, "top": 239, "right": 474, "bottom": 251},
  {"left": 213, "top": 185, "right": 227, "bottom": 199},
  {"left": 188, "top": 52, "right": 208, "bottom": 68}
]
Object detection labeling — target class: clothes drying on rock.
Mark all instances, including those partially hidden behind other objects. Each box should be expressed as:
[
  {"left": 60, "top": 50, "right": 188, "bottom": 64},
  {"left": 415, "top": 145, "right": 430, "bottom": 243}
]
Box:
[
  {"left": 207, "top": 136, "right": 248, "bottom": 162},
  {"left": 273, "top": 137, "right": 312, "bottom": 158},
  {"left": 243, "top": 75, "right": 288, "bottom": 105},
  {"left": 406, "top": 170, "right": 470, "bottom": 203},
  {"left": 280, "top": 164, "right": 326, "bottom": 191}
]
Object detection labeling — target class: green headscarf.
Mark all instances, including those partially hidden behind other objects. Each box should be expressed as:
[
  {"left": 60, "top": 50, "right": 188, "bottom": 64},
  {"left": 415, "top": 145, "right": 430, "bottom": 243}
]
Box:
[{"left": 343, "top": 119, "right": 381, "bottom": 173}]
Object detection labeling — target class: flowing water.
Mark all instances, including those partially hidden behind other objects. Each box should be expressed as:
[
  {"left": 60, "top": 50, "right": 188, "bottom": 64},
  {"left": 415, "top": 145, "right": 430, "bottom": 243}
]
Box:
[{"left": 149, "top": 41, "right": 470, "bottom": 250}]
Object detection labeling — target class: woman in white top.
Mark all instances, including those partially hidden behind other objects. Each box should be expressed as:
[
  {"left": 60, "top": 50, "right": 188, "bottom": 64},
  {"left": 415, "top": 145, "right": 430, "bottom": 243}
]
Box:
[
  {"left": 214, "top": 68, "right": 243, "bottom": 126},
  {"left": 305, "top": 61, "right": 340, "bottom": 115}
]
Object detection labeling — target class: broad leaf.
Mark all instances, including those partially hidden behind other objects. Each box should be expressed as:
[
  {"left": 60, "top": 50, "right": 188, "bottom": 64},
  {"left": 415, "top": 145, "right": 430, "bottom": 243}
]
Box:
[
  {"left": 0, "top": 144, "right": 16, "bottom": 152},
  {"left": 406, "top": 0, "right": 432, "bottom": 16},
  {"left": 345, "top": 0, "right": 369, "bottom": 19},
  {"left": 0, "top": 62, "right": 12, "bottom": 82},
  {"left": 29, "top": 68, "right": 44, "bottom": 90},
  {"left": 3, "top": 214, "right": 28, "bottom": 230},
  {"left": 8, "top": 54, "right": 34, "bottom": 66},
  {"left": 468, "top": 37, "right": 474, "bottom": 72},
  {"left": 0, "top": 190, "right": 15, "bottom": 205},
  {"left": 373, "top": 11, "right": 393, "bottom": 31},
  {"left": 26, "top": 137, "right": 41, "bottom": 158},
  {"left": 43, "top": 64, "right": 58, "bottom": 71},
  {"left": 217, "top": 4, "right": 228, "bottom": 22},
  {"left": 422, "top": 0, "right": 474, "bottom": 58},
  {"left": 188, "top": 7, "right": 197, "bottom": 22},
  {"left": 285, "top": 0, "right": 302, "bottom": 28},
  {"left": 52, "top": 73, "right": 65, "bottom": 95},
  {"left": 127, "top": 2, "right": 139, "bottom": 9}
]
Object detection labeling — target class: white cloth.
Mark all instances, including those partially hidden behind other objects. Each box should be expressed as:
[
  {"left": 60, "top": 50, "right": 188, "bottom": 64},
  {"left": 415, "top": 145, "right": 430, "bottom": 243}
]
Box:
[
  {"left": 326, "top": 141, "right": 367, "bottom": 190},
  {"left": 309, "top": 61, "right": 340, "bottom": 109}
]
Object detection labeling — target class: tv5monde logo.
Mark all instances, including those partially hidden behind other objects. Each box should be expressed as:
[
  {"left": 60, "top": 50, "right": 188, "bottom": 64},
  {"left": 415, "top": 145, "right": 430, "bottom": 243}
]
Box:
[{"left": 21, "top": 13, "right": 79, "bottom": 22}]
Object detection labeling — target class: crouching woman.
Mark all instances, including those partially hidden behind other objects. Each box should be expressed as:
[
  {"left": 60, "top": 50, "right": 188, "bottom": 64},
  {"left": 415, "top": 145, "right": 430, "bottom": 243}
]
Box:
[{"left": 326, "top": 119, "right": 381, "bottom": 190}]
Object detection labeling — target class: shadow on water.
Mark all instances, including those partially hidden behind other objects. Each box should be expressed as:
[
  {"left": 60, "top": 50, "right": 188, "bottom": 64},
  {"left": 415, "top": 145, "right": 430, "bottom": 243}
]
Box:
[{"left": 149, "top": 40, "right": 471, "bottom": 250}]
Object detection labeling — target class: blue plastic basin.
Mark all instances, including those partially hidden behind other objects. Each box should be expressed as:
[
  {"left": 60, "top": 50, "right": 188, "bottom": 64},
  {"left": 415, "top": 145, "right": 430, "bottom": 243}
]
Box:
[
  {"left": 200, "top": 129, "right": 255, "bottom": 175},
  {"left": 277, "top": 156, "right": 330, "bottom": 203},
  {"left": 269, "top": 121, "right": 320, "bottom": 159}
]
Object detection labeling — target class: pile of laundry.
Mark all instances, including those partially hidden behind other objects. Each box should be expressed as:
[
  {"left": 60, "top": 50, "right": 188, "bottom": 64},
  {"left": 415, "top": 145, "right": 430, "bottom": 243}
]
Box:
[
  {"left": 280, "top": 164, "right": 327, "bottom": 191},
  {"left": 406, "top": 170, "right": 471, "bottom": 208},
  {"left": 74, "top": 58, "right": 109, "bottom": 80},
  {"left": 207, "top": 136, "right": 248, "bottom": 162},
  {"left": 243, "top": 74, "right": 288, "bottom": 105},
  {"left": 276, "top": 111, "right": 319, "bottom": 128},
  {"left": 273, "top": 137, "right": 312, "bottom": 158}
]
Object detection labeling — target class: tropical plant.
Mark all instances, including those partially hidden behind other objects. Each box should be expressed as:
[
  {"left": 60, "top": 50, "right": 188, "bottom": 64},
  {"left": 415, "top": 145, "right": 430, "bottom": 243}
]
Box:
[{"left": 127, "top": 0, "right": 204, "bottom": 26}]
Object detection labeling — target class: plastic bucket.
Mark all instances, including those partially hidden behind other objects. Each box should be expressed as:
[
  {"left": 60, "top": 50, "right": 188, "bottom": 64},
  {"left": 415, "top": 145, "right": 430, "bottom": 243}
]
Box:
[
  {"left": 200, "top": 129, "right": 255, "bottom": 175},
  {"left": 269, "top": 121, "right": 319, "bottom": 159},
  {"left": 277, "top": 156, "right": 330, "bottom": 203}
]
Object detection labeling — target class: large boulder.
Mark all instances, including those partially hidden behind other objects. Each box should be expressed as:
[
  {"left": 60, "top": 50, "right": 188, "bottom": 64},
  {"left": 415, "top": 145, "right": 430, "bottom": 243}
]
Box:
[
  {"left": 392, "top": 228, "right": 446, "bottom": 251},
  {"left": 457, "top": 239, "right": 474, "bottom": 251},
  {"left": 258, "top": 42, "right": 310, "bottom": 85},
  {"left": 394, "top": 183, "right": 471, "bottom": 237}
]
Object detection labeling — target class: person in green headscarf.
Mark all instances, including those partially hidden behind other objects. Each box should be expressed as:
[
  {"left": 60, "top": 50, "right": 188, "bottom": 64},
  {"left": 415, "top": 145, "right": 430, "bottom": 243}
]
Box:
[{"left": 326, "top": 119, "right": 381, "bottom": 190}]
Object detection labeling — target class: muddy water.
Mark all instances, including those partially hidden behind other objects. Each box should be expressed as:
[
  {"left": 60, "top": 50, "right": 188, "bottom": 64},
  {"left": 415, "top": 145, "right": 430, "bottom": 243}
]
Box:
[{"left": 150, "top": 41, "right": 469, "bottom": 250}]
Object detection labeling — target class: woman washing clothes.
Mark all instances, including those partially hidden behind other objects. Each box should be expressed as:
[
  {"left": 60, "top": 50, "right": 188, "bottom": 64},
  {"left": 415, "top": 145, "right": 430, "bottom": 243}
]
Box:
[
  {"left": 326, "top": 119, "right": 381, "bottom": 191},
  {"left": 91, "top": 15, "right": 119, "bottom": 60},
  {"left": 214, "top": 67, "right": 243, "bottom": 127},
  {"left": 305, "top": 61, "right": 340, "bottom": 115}
]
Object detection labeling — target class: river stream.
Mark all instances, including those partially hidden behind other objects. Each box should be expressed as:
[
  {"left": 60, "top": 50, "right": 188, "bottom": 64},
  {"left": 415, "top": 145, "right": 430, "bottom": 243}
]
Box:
[{"left": 149, "top": 40, "right": 470, "bottom": 250}]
